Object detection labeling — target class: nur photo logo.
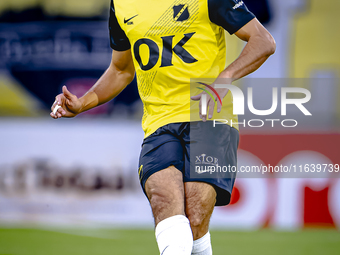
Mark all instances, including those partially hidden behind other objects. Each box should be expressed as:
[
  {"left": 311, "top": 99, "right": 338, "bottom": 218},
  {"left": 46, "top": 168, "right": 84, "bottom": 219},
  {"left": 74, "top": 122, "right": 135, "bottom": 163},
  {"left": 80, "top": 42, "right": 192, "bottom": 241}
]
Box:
[{"left": 196, "top": 83, "right": 312, "bottom": 128}]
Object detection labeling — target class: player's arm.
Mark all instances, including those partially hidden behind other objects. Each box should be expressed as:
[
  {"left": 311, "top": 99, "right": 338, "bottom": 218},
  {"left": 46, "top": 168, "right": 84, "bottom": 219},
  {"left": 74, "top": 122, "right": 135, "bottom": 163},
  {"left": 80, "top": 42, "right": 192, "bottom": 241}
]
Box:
[
  {"left": 219, "top": 18, "right": 276, "bottom": 82},
  {"left": 193, "top": 0, "right": 275, "bottom": 121},
  {"left": 208, "top": 0, "right": 276, "bottom": 82},
  {"left": 210, "top": 18, "right": 275, "bottom": 117},
  {"left": 50, "top": 0, "right": 134, "bottom": 119},
  {"left": 50, "top": 49, "right": 135, "bottom": 119}
]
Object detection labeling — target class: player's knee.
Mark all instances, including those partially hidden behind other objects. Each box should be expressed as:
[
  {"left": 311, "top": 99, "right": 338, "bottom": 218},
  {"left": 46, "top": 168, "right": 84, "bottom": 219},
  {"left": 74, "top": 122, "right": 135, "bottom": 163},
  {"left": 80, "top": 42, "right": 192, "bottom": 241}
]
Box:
[
  {"left": 185, "top": 195, "right": 215, "bottom": 237},
  {"left": 148, "top": 188, "right": 184, "bottom": 223},
  {"left": 187, "top": 213, "right": 205, "bottom": 228},
  {"left": 187, "top": 211, "right": 211, "bottom": 240},
  {"left": 149, "top": 189, "right": 171, "bottom": 211},
  {"left": 145, "top": 166, "right": 184, "bottom": 215},
  {"left": 185, "top": 197, "right": 215, "bottom": 229}
]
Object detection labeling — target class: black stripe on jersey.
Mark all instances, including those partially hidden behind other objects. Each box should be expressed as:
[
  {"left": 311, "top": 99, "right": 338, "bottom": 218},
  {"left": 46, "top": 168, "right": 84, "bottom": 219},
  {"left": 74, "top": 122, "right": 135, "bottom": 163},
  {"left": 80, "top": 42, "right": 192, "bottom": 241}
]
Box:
[
  {"left": 208, "top": 0, "right": 255, "bottom": 35},
  {"left": 109, "top": 0, "right": 131, "bottom": 51}
]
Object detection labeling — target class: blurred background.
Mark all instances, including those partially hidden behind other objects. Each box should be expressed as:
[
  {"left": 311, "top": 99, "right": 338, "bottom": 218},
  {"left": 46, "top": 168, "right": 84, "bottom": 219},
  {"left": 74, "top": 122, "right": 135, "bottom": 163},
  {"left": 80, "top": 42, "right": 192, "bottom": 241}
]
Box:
[{"left": 0, "top": 0, "right": 339, "bottom": 254}]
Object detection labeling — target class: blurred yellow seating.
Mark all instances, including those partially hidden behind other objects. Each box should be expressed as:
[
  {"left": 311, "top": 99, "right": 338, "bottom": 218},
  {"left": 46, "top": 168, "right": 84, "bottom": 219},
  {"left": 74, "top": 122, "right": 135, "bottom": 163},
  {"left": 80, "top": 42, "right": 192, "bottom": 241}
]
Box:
[
  {"left": 0, "top": 0, "right": 109, "bottom": 18},
  {"left": 0, "top": 74, "right": 41, "bottom": 116},
  {"left": 42, "top": 0, "right": 109, "bottom": 17},
  {"left": 291, "top": 0, "right": 340, "bottom": 78},
  {"left": 290, "top": 0, "right": 340, "bottom": 122}
]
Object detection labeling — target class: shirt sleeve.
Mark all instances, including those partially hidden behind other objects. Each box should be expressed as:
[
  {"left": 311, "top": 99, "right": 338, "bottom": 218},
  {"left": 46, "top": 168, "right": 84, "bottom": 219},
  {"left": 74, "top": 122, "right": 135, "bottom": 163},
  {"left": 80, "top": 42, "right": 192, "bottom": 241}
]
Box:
[
  {"left": 109, "top": 0, "right": 131, "bottom": 51},
  {"left": 208, "top": 0, "right": 255, "bottom": 35}
]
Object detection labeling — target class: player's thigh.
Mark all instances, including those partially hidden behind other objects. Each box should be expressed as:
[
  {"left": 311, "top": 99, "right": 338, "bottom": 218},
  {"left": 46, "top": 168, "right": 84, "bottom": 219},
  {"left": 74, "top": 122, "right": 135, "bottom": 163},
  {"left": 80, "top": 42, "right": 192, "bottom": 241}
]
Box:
[
  {"left": 184, "top": 181, "right": 216, "bottom": 238},
  {"left": 145, "top": 165, "right": 185, "bottom": 225}
]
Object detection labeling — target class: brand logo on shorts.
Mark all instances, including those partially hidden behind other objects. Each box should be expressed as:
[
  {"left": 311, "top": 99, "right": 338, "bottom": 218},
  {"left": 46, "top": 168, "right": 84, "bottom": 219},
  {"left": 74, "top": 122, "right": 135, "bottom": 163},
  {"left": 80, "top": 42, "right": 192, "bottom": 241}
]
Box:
[
  {"left": 195, "top": 154, "right": 218, "bottom": 165},
  {"left": 233, "top": 1, "right": 244, "bottom": 10},
  {"left": 195, "top": 154, "right": 219, "bottom": 174},
  {"left": 138, "top": 165, "right": 143, "bottom": 180}
]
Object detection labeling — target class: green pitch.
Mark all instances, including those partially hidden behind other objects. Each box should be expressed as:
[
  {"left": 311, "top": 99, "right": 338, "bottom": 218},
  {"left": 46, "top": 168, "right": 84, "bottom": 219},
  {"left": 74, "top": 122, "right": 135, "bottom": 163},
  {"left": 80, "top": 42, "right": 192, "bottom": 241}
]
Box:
[{"left": 0, "top": 228, "right": 339, "bottom": 255}]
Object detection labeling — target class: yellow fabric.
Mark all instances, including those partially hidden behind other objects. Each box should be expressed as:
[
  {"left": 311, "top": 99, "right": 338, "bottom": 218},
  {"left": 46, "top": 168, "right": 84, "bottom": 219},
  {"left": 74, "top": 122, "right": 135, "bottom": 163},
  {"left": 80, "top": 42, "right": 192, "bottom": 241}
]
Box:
[{"left": 114, "top": 0, "right": 238, "bottom": 137}]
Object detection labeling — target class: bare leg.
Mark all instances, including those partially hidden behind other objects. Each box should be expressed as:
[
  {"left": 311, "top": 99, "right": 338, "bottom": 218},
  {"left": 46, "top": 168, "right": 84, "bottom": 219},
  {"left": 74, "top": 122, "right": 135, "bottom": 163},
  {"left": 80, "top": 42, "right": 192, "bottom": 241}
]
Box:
[
  {"left": 145, "top": 166, "right": 193, "bottom": 255},
  {"left": 185, "top": 182, "right": 216, "bottom": 240},
  {"left": 145, "top": 165, "right": 185, "bottom": 225},
  {"left": 185, "top": 182, "right": 216, "bottom": 254}
]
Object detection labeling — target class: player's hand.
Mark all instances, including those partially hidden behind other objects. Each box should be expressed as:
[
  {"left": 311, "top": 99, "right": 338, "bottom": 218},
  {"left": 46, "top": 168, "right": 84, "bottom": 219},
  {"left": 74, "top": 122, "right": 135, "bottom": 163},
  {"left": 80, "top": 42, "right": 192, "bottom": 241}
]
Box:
[
  {"left": 191, "top": 85, "right": 229, "bottom": 122},
  {"left": 50, "top": 86, "right": 82, "bottom": 119}
]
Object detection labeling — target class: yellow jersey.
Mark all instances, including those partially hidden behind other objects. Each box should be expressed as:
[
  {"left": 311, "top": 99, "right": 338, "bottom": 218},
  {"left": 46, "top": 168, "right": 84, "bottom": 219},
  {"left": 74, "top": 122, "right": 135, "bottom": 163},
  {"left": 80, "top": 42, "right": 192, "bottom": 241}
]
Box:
[{"left": 109, "top": 0, "right": 254, "bottom": 137}]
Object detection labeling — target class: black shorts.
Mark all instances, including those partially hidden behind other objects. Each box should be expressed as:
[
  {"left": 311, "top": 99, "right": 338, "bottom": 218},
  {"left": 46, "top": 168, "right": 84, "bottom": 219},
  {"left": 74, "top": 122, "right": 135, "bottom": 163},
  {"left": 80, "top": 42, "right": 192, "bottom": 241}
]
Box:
[{"left": 138, "top": 121, "right": 239, "bottom": 206}]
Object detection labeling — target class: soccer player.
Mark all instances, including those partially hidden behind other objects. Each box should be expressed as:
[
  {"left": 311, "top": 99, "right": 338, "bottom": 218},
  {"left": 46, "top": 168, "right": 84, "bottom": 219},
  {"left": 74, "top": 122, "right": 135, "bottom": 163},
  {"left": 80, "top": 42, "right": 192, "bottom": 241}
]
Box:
[{"left": 50, "top": 0, "right": 275, "bottom": 254}]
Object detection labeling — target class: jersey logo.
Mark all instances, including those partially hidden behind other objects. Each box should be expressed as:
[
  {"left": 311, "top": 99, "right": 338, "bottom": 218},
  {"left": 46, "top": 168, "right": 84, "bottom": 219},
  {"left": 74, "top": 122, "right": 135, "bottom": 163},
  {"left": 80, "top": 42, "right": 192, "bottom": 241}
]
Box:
[
  {"left": 134, "top": 32, "right": 198, "bottom": 71},
  {"left": 173, "top": 4, "right": 189, "bottom": 22},
  {"left": 124, "top": 14, "right": 138, "bottom": 25}
]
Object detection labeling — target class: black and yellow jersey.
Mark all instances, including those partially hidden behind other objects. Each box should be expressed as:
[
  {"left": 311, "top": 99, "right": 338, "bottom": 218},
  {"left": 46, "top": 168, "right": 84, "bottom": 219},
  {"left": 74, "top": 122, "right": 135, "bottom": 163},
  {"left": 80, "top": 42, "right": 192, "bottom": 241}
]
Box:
[{"left": 109, "top": 0, "right": 254, "bottom": 137}]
